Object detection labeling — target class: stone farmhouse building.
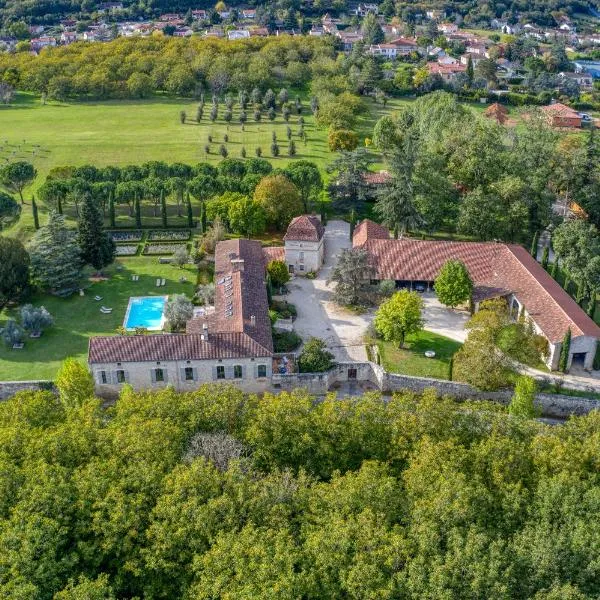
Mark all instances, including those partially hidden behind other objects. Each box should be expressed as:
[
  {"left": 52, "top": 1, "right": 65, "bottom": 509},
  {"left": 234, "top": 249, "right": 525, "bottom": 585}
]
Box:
[
  {"left": 353, "top": 220, "right": 600, "bottom": 371},
  {"left": 89, "top": 239, "right": 274, "bottom": 396},
  {"left": 281, "top": 215, "right": 325, "bottom": 275}
]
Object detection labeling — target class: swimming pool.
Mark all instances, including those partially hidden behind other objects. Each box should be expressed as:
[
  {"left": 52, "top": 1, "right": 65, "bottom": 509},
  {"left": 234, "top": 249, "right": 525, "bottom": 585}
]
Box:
[{"left": 123, "top": 296, "right": 167, "bottom": 331}]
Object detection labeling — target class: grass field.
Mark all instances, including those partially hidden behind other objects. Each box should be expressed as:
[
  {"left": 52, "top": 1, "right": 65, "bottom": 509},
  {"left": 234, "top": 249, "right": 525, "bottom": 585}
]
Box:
[
  {"left": 377, "top": 330, "right": 462, "bottom": 379},
  {"left": 0, "top": 93, "right": 336, "bottom": 239},
  {"left": 0, "top": 256, "right": 199, "bottom": 380}
]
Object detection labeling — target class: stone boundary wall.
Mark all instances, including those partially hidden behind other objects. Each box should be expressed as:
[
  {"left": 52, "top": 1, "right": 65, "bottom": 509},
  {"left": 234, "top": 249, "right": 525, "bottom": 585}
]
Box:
[
  {"left": 0, "top": 380, "right": 55, "bottom": 400},
  {"left": 1, "top": 367, "right": 599, "bottom": 419},
  {"left": 275, "top": 362, "right": 600, "bottom": 419}
]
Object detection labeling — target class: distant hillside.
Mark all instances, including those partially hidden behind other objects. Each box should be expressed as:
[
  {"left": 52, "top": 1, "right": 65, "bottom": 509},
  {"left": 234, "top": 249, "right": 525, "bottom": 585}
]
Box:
[{"left": 0, "top": 0, "right": 599, "bottom": 28}]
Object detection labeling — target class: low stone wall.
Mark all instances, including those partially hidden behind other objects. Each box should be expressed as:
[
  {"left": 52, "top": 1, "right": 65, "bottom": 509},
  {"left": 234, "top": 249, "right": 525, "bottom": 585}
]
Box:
[
  {"left": 276, "top": 361, "right": 600, "bottom": 419},
  {"left": 0, "top": 380, "right": 55, "bottom": 401}
]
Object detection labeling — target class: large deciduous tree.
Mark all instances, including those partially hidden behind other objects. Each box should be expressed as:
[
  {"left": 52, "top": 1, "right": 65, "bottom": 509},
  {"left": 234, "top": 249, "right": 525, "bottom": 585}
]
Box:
[
  {"left": 28, "top": 211, "right": 82, "bottom": 295},
  {"left": 434, "top": 260, "right": 473, "bottom": 308},
  {"left": 285, "top": 161, "right": 322, "bottom": 213},
  {"left": 227, "top": 197, "right": 266, "bottom": 238},
  {"left": 253, "top": 175, "right": 302, "bottom": 230},
  {"left": 374, "top": 290, "right": 424, "bottom": 348},
  {"left": 165, "top": 294, "right": 194, "bottom": 331},
  {"left": 55, "top": 357, "right": 95, "bottom": 409},
  {"left": 77, "top": 194, "right": 115, "bottom": 272}
]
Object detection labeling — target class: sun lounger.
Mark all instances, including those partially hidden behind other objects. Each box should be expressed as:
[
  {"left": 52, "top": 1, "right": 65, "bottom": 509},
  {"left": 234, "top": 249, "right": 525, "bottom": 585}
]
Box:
[
  {"left": 156, "top": 279, "right": 161, "bottom": 287},
  {"left": 100, "top": 307, "right": 113, "bottom": 314},
  {"left": 94, "top": 296, "right": 102, "bottom": 301},
  {"left": 161, "top": 278, "right": 166, "bottom": 286}
]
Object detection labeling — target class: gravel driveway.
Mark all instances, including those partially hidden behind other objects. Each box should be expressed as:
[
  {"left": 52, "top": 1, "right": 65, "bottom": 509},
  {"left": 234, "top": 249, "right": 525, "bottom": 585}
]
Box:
[{"left": 284, "top": 220, "right": 469, "bottom": 362}]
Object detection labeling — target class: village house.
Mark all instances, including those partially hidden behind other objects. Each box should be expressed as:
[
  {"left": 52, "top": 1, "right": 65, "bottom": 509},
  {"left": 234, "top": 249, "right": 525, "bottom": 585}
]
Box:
[
  {"left": 98, "top": 2, "right": 123, "bottom": 13},
  {"left": 559, "top": 71, "right": 593, "bottom": 88},
  {"left": 60, "top": 31, "right": 79, "bottom": 44},
  {"left": 355, "top": 3, "right": 379, "bottom": 16},
  {"left": 242, "top": 9, "right": 256, "bottom": 19},
  {"left": 460, "top": 53, "right": 485, "bottom": 67},
  {"left": 228, "top": 29, "right": 251, "bottom": 40},
  {"left": 438, "top": 23, "right": 459, "bottom": 34},
  {"left": 89, "top": 239, "right": 274, "bottom": 396},
  {"left": 337, "top": 31, "right": 364, "bottom": 52},
  {"left": 191, "top": 10, "right": 208, "bottom": 20},
  {"left": 30, "top": 37, "right": 57, "bottom": 51},
  {"left": 541, "top": 102, "right": 582, "bottom": 128},
  {"left": 353, "top": 220, "right": 600, "bottom": 371},
  {"left": 427, "top": 61, "right": 467, "bottom": 81}
]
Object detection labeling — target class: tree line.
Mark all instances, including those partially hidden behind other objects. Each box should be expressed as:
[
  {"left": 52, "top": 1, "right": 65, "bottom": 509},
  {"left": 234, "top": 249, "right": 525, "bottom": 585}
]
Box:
[{"left": 0, "top": 373, "right": 599, "bottom": 598}]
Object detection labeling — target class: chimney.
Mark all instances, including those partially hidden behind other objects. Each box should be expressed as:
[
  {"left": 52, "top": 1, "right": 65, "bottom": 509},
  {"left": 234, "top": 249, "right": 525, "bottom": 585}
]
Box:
[
  {"left": 202, "top": 322, "right": 208, "bottom": 341},
  {"left": 250, "top": 315, "right": 256, "bottom": 326},
  {"left": 231, "top": 258, "right": 245, "bottom": 272}
]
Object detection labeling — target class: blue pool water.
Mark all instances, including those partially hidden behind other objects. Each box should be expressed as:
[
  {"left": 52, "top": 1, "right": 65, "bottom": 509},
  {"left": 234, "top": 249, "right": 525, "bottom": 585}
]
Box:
[{"left": 124, "top": 296, "right": 167, "bottom": 330}]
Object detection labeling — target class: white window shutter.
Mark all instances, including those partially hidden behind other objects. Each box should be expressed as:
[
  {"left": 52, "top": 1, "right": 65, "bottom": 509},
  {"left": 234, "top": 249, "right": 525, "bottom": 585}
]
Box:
[
  {"left": 180, "top": 368, "right": 187, "bottom": 381},
  {"left": 163, "top": 370, "right": 168, "bottom": 383},
  {"left": 193, "top": 368, "right": 198, "bottom": 381},
  {"left": 150, "top": 370, "right": 156, "bottom": 383}
]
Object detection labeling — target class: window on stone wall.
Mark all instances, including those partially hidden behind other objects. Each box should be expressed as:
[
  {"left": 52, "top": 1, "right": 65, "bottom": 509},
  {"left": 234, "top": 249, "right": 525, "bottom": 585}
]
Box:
[
  {"left": 155, "top": 368, "right": 164, "bottom": 382},
  {"left": 99, "top": 371, "right": 107, "bottom": 384},
  {"left": 216, "top": 366, "right": 225, "bottom": 379},
  {"left": 184, "top": 367, "right": 194, "bottom": 380},
  {"left": 257, "top": 364, "right": 267, "bottom": 378},
  {"left": 234, "top": 365, "right": 243, "bottom": 378},
  {"left": 116, "top": 370, "right": 125, "bottom": 383}
]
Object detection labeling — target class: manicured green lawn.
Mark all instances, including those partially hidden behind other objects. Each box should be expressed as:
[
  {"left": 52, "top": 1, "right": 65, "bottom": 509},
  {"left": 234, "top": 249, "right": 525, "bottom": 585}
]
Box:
[
  {"left": 377, "top": 330, "right": 462, "bottom": 379},
  {"left": 0, "top": 256, "right": 199, "bottom": 380},
  {"left": 0, "top": 93, "right": 332, "bottom": 238}
]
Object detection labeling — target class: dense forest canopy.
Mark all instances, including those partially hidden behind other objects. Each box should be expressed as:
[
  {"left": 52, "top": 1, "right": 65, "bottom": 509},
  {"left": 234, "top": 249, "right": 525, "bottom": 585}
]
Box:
[{"left": 1, "top": 382, "right": 600, "bottom": 598}]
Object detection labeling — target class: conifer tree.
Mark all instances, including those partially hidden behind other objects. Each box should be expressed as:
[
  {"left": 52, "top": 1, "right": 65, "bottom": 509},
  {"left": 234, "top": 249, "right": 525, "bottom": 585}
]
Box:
[
  {"left": 161, "top": 189, "right": 168, "bottom": 228},
  {"left": 134, "top": 193, "right": 142, "bottom": 228},
  {"left": 186, "top": 192, "right": 194, "bottom": 228},
  {"left": 31, "top": 195, "right": 39, "bottom": 230},
  {"left": 109, "top": 191, "right": 116, "bottom": 228},
  {"left": 78, "top": 194, "right": 115, "bottom": 271},
  {"left": 29, "top": 211, "right": 82, "bottom": 294},
  {"left": 558, "top": 328, "right": 571, "bottom": 372}
]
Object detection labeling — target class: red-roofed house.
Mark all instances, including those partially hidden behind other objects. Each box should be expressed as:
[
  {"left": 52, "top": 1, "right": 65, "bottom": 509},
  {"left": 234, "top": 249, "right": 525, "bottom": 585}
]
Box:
[
  {"left": 353, "top": 220, "right": 600, "bottom": 370},
  {"left": 541, "top": 103, "right": 582, "bottom": 128},
  {"left": 427, "top": 61, "right": 467, "bottom": 81},
  {"left": 89, "top": 239, "right": 274, "bottom": 397}
]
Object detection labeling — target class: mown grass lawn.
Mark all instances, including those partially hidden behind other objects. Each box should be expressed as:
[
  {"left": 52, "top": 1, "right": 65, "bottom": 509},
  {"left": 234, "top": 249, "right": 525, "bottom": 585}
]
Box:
[
  {"left": 377, "top": 330, "right": 462, "bottom": 380},
  {"left": 0, "top": 256, "right": 198, "bottom": 381},
  {"left": 0, "top": 92, "right": 332, "bottom": 239}
]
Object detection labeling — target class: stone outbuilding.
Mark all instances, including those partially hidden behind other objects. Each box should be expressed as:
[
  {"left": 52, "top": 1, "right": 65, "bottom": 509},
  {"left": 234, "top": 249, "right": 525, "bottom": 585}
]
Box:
[{"left": 282, "top": 215, "right": 325, "bottom": 275}]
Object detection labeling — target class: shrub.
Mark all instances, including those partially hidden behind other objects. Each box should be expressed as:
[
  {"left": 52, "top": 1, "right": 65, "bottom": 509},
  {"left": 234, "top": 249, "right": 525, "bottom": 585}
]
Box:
[{"left": 273, "top": 330, "right": 302, "bottom": 352}]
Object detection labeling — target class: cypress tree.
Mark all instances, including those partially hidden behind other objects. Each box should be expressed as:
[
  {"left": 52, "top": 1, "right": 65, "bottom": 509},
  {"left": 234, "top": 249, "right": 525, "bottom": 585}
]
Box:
[
  {"left": 558, "top": 328, "right": 571, "bottom": 373},
  {"left": 31, "top": 195, "right": 39, "bottom": 230},
  {"left": 266, "top": 273, "right": 273, "bottom": 305},
  {"left": 320, "top": 201, "right": 327, "bottom": 226},
  {"left": 541, "top": 246, "right": 549, "bottom": 270},
  {"left": 550, "top": 255, "right": 559, "bottom": 279},
  {"left": 134, "top": 193, "right": 142, "bottom": 229},
  {"left": 593, "top": 339, "right": 600, "bottom": 371},
  {"left": 57, "top": 195, "right": 63, "bottom": 215},
  {"left": 161, "top": 190, "right": 167, "bottom": 228},
  {"left": 78, "top": 194, "right": 115, "bottom": 272},
  {"left": 201, "top": 200, "right": 207, "bottom": 233},
  {"left": 530, "top": 230, "right": 539, "bottom": 258},
  {"left": 349, "top": 209, "right": 356, "bottom": 241},
  {"left": 186, "top": 192, "right": 194, "bottom": 228},
  {"left": 109, "top": 191, "right": 116, "bottom": 228}
]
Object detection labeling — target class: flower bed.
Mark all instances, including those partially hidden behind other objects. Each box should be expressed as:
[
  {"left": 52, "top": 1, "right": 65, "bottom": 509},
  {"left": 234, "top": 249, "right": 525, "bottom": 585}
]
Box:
[
  {"left": 108, "top": 230, "right": 143, "bottom": 242},
  {"left": 115, "top": 245, "right": 139, "bottom": 256},
  {"left": 148, "top": 230, "right": 191, "bottom": 241},
  {"left": 143, "top": 243, "right": 187, "bottom": 255}
]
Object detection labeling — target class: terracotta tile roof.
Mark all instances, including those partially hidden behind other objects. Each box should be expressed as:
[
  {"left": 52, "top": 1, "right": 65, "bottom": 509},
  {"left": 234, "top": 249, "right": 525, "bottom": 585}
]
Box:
[
  {"left": 427, "top": 61, "right": 467, "bottom": 74},
  {"left": 284, "top": 215, "right": 324, "bottom": 242},
  {"left": 389, "top": 37, "right": 417, "bottom": 46},
  {"left": 355, "top": 220, "right": 600, "bottom": 344},
  {"left": 541, "top": 102, "right": 580, "bottom": 118},
  {"left": 352, "top": 219, "right": 390, "bottom": 247},
  {"left": 89, "top": 332, "right": 271, "bottom": 363},
  {"left": 362, "top": 170, "right": 392, "bottom": 185},
  {"left": 89, "top": 239, "right": 273, "bottom": 364},
  {"left": 263, "top": 246, "right": 285, "bottom": 264}
]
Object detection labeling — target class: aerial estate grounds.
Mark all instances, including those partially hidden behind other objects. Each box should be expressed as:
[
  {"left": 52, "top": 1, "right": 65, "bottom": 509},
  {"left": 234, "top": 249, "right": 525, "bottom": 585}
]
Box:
[{"left": 0, "top": 255, "right": 198, "bottom": 380}]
